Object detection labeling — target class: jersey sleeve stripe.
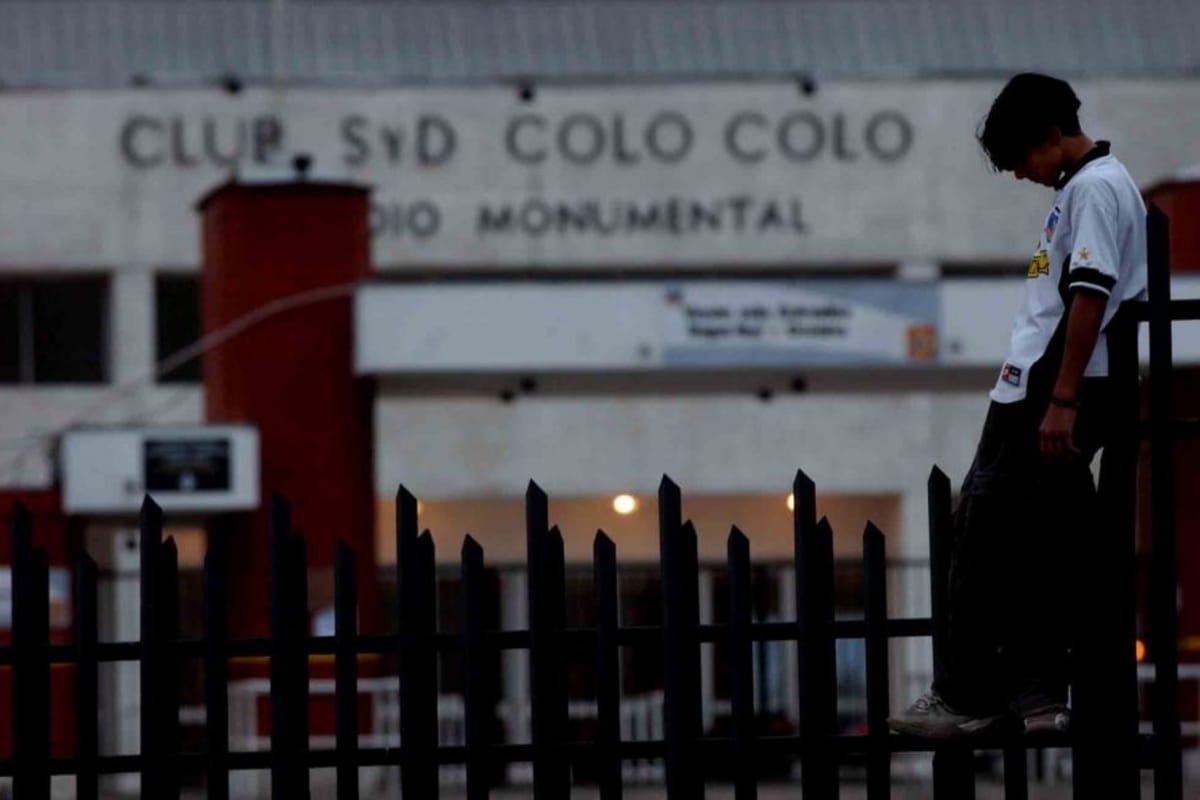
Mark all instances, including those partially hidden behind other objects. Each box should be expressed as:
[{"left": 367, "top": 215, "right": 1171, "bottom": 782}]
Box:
[
  {"left": 1067, "top": 266, "right": 1117, "bottom": 291},
  {"left": 1068, "top": 281, "right": 1113, "bottom": 297}
]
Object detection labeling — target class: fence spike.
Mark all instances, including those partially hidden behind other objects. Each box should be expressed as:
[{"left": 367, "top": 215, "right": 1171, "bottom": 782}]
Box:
[
  {"left": 792, "top": 469, "right": 817, "bottom": 530},
  {"left": 9, "top": 501, "right": 31, "bottom": 797},
  {"left": 927, "top": 466, "right": 974, "bottom": 799},
  {"left": 660, "top": 485, "right": 703, "bottom": 798},
  {"left": 141, "top": 493, "right": 163, "bottom": 521},
  {"left": 528, "top": 492, "right": 569, "bottom": 797},
  {"left": 659, "top": 475, "right": 681, "bottom": 510},
  {"left": 796, "top": 479, "right": 837, "bottom": 800},
  {"left": 523, "top": 482, "right": 547, "bottom": 506},
  {"left": 792, "top": 462, "right": 830, "bottom": 800},
  {"left": 397, "top": 485, "right": 420, "bottom": 555},
  {"left": 159, "top": 536, "right": 181, "bottom": 800},
  {"left": 290, "top": 533, "right": 311, "bottom": 797},
  {"left": 927, "top": 463, "right": 949, "bottom": 485},
  {"left": 335, "top": 541, "right": 360, "bottom": 800},
  {"left": 203, "top": 520, "right": 230, "bottom": 800},
  {"left": 140, "top": 493, "right": 165, "bottom": 799},
  {"left": 1147, "top": 203, "right": 1183, "bottom": 800},
  {"left": 398, "top": 521, "right": 439, "bottom": 798},
  {"left": 594, "top": 531, "right": 622, "bottom": 800},
  {"left": 269, "top": 501, "right": 308, "bottom": 797},
  {"left": 462, "top": 535, "right": 488, "bottom": 800},
  {"left": 863, "top": 522, "right": 890, "bottom": 800},
  {"left": 32, "top": 547, "right": 51, "bottom": 800},
  {"left": 727, "top": 526, "right": 756, "bottom": 800},
  {"left": 75, "top": 552, "right": 100, "bottom": 800},
  {"left": 13, "top": 525, "right": 52, "bottom": 800}
]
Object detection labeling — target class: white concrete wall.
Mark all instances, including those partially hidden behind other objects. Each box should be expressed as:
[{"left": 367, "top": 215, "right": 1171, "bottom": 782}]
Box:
[
  {"left": 0, "top": 81, "right": 1198, "bottom": 269},
  {"left": 375, "top": 392, "right": 985, "bottom": 507}
]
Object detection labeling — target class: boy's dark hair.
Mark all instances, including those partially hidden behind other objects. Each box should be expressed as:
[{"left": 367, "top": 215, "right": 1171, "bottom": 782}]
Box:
[{"left": 978, "top": 73, "right": 1082, "bottom": 171}]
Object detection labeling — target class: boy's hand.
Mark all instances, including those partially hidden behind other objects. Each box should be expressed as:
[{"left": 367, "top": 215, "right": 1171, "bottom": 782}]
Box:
[{"left": 1040, "top": 405, "right": 1080, "bottom": 461}]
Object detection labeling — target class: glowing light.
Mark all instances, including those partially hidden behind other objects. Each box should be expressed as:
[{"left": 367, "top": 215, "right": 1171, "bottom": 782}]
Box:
[
  {"left": 1136, "top": 639, "right": 1147, "bottom": 663},
  {"left": 786, "top": 493, "right": 795, "bottom": 512},
  {"left": 613, "top": 494, "right": 639, "bottom": 515}
]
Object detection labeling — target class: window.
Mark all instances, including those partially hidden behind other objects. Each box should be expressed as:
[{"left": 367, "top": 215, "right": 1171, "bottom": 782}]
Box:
[
  {"left": 155, "top": 274, "right": 201, "bottom": 383},
  {"left": 0, "top": 276, "right": 108, "bottom": 384}
]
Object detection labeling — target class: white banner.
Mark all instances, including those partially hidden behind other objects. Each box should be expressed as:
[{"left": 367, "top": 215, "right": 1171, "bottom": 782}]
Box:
[
  {"left": 355, "top": 277, "right": 1200, "bottom": 375},
  {"left": 660, "top": 282, "right": 938, "bottom": 366}
]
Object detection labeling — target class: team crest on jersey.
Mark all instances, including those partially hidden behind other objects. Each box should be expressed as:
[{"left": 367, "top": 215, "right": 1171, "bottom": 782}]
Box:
[
  {"left": 1044, "top": 206, "right": 1061, "bottom": 241},
  {"left": 1001, "top": 363, "right": 1023, "bottom": 387},
  {"left": 1027, "top": 249, "right": 1050, "bottom": 278}
]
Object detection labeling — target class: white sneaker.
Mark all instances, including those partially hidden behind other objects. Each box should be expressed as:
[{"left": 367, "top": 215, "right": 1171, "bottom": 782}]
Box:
[
  {"left": 1023, "top": 705, "right": 1070, "bottom": 735},
  {"left": 887, "top": 692, "right": 1003, "bottom": 739}
]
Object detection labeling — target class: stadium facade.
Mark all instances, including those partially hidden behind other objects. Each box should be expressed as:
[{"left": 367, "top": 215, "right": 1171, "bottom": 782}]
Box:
[{"left": 1, "top": 0, "right": 1199, "bottom": 790}]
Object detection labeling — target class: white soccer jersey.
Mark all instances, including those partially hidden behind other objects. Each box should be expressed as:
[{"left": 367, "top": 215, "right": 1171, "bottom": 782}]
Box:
[{"left": 990, "top": 142, "right": 1147, "bottom": 404}]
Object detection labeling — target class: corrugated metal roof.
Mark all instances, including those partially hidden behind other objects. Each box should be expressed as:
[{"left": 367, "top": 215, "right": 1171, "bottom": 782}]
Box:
[{"left": 1, "top": 1, "right": 1198, "bottom": 89}]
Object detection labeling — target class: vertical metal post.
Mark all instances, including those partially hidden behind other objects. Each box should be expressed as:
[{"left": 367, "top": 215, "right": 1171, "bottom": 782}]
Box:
[
  {"left": 863, "top": 523, "right": 890, "bottom": 800},
  {"left": 794, "top": 469, "right": 838, "bottom": 799},
  {"left": 1075, "top": 303, "right": 1140, "bottom": 799},
  {"left": 203, "top": 522, "right": 230, "bottom": 800},
  {"left": 397, "top": 486, "right": 439, "bottom": 798},
  {"left": 9, "top": 501, "right": 35, "bottom": 799},
  {"left": 1147, "top": 204, "right": 1183, "bottom": 800},
  {"left": 462, "top": 536, "right": 489, "bottom": 800},
  {"left": 140, "top": 497, "right": 165, "bottom": 799},
  {"left": 1003, "top": 748, "right": 1029, "bottom": 800},
  {"left": 594, "top": 531, "right": 622, "bottom": 800},
  {"left": 33, "top": 548, "right": 50, "bottom": 797},
  {"left": 75, "top": 553, "right": 100, "bottom": 800},
  {"left": 1108, "top": 306, "right": 1144, "bottom": 798},
  {"left": 928, "top": 467, "right": 975, "bottom": 799},
  {"left": 13, "top": 500, "right": 52, "bottom": 800},
  {"left": 160, "top": 537, "right": 181, "bottom": 800},
  {"left": 290, "top": 533, "right": 310, "bottom": 797},
  {"left": 527, "top": 482, "right": 570, "bottom": 797},
  {"left": 25, "top": 546, "right": 51, "bottom": 800},
  {"left": 335, "top": 541, "right": 360, "bottom": 799},
  {"left": 728, "top": 527, "right": 757, "bottom": 800},
  {"left": 9, "top": 500, "right": 29, "bottom": 798},
  {"left": 269, "top": 494, "right": 306, "bottom": 797},
  {"left": 659, "top": 475, "right": 704, "bottom": 799},
  {"left": 1087, "top": 310, "right": 1144, "bottom": 797}
]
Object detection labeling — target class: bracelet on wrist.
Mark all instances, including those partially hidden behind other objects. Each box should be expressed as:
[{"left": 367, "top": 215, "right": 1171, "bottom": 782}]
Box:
[{"left": 1050, "top": 395, "right": 1079, "bottom": 409}]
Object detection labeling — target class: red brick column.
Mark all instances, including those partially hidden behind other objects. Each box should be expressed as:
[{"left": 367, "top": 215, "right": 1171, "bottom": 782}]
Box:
[
  {"left": 1145, "top": 180, "right": 1200, "bottom": 271},
  {"left": 197, "top": 181, "right": 378, "bottom": 645}
]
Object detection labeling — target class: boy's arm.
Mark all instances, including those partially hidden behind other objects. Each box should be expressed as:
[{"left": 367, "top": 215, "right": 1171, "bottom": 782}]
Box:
[
  {"left": 1040, "top": 179, "right": 1123, "bottom": 461},
  {"left": 1040, "top": 290, "right": 1107, "bottom": 460}
]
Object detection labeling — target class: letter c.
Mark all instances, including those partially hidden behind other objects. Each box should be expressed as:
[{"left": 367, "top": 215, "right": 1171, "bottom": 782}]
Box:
[
  {"left": 506, "top": 114, "right": 547, "bottom": 165},
  {"left": 725, "top": 112, "right": 768, "bottom": 163},
  {"left": 120, "top": 116, "right": 164, "bottom": 168}
]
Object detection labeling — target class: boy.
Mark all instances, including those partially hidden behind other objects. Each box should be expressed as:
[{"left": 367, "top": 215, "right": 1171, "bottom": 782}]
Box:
[{"left": 888, "top": 73, "right": 1147, "bottom": 737}]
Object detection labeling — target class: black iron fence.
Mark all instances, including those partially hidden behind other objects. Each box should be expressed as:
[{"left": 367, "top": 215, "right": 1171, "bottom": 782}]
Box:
[{"left": 0, "top": 204, "right": 1193, "bottom": 799}]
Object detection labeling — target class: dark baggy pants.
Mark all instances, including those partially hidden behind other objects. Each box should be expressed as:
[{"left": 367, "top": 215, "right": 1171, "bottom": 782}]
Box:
[{"left": 932, "top": 378, "right": 1114, "bottom": 716}]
